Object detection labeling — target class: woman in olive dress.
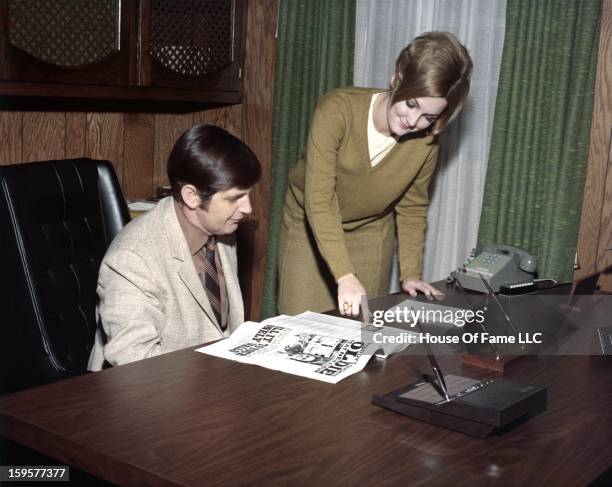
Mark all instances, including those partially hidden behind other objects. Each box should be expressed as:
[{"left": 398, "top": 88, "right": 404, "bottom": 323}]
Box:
[{"left": 278, "top": 32, "right": 473, "bottom": 316}]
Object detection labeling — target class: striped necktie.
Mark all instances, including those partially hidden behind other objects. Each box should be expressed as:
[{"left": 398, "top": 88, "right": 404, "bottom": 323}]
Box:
[{"left": 204, "top": 237, "right": 224, "bottom": 330}]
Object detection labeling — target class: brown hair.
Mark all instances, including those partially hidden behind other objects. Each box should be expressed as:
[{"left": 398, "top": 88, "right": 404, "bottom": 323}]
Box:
[
  {"left": 390, "top": 32, "right": 473, "bottom": 135},
  {"left": 168, "top": 124, "right": 261, "bottom": 206}
]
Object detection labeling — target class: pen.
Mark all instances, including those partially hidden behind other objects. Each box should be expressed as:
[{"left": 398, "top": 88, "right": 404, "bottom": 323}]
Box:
[
  {"left": 432, "top": 364, "right": 450, "bottom": 401},
  {"left": 413, "top": 310, "right": 450, "bottom": 401},
  {"left": 478, "top": 273, "right": 518, "bottom": 334},
  {"left": 454, "top": 277, "right": 501, "bottom": 360}
]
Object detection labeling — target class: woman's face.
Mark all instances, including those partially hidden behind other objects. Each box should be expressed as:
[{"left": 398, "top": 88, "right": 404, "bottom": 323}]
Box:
[{"left": 386, "top": 97, "right": 448, "bottom": 136}]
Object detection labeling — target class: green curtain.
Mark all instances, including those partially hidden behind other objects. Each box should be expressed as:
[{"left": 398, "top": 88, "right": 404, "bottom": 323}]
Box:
[
  {"left": 260, "top": 0, "right": 355, "bottom": 319},
  {"left": 477, "top": 0, "right": 602, "bottom": 283}
]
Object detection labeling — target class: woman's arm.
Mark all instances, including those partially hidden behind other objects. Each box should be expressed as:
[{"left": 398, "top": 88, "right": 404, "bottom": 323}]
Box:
[
  {"left": 303, "top": 92, "right": 365, "bottom": 315},
  {"left": 303, "top": 92, "right": 354, "bottom": 280},
  {"left": 395, "top": 142, "right": 442, "bottom": 296}
]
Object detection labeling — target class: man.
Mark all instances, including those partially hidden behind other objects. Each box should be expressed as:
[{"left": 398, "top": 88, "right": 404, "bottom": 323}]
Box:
[{"left": 88, "top": 125, "right": 261, "bottom": 369}]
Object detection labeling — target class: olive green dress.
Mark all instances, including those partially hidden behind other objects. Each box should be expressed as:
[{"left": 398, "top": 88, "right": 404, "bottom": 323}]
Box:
[{"left": 278, "top": 87, "right": 439, "bottom": 314}]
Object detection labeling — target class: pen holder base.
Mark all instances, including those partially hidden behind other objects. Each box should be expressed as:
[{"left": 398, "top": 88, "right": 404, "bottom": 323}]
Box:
[
  {"left": 373, "top": 375, "right": 547, "bottom": 438},
  {"left": 461, "top": 354, "right": 521, "bottom": 372}
]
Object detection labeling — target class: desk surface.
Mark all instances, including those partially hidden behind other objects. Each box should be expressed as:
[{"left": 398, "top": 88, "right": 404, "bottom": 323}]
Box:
[{"left": 1, "top": 294, "right": 611, "bottom": 486}]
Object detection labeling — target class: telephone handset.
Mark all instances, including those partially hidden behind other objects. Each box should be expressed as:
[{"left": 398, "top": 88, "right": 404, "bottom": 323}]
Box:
[{"left": 454, "top": 244, "right": 537, "bottom": 293}]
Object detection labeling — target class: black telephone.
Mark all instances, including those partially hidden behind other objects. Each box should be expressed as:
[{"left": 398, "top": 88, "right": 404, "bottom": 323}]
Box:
[{"left": 454, "top": 244, "right": 537, "bottom": 293}]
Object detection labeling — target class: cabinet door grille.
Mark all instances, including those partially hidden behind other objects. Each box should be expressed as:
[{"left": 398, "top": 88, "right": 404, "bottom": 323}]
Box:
[
  {"left": 8, "top": 0, "right": 120, "bottom": 67},
  {"left": 150, "top": 0, "right": 233, "bottom": 78}
]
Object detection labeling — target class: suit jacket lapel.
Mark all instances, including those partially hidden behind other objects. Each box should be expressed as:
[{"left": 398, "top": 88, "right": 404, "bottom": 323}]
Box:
[
  {"left": 177, "top": 261, "right": 222, "bottom": 330},
  {"left": 159, "top": 197, "right": 222, "bottom": 331}
]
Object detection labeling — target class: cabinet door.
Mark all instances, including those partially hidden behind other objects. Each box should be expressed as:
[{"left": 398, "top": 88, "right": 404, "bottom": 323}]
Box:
[
  {"left": 140, "top": 0, "right": 245, "bottom": 96},
  {"left": 0, "top": 0, "right": 137, "bottom": 86}
]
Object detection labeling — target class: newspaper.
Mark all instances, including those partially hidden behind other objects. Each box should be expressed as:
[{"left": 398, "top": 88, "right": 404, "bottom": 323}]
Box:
[{"left": 196, "top": 312, "right": 413, "bottom": 384}]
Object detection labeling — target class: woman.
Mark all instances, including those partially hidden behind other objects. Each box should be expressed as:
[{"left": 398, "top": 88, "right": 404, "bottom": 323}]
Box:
[{"left": 278, "top": 32, "right": 473, "bottom": 317}]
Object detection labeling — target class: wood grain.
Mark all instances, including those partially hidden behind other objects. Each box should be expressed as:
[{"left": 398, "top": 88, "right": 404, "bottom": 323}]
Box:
[
  {"left": 152, "top": 114, "right": 174, "bottom": 191},
  {"left": 596, "top": 0, "right": 611, "bottom": 290},
  {"left": 224, "top": 104, "right": 244, "bottom": 138},
  {"left": 152, "top": 113, "right": 194, "bottom": 191},
  {"left": 192, "top": 105, "right": 244, "bottom": 143},
  {"left": 192, "top": 106, "right": 229, "bottom": 130},
  {"left": 597, "top": 132, "right": 612, "bottom": 290},
  {"left": 64, "top": 113, "right": 87, "bottom": 159},
  {"left": 1, "top": 287, "right": 611, "bottom": 486},
  {"left": 85, "top": 112, "right": 125, "bottom": 184},
  {"left": 123, "top": 113, "right": 155, "bottom": 198},
  {"left": 0, "top": 112, "right": 22, "bottom": 163},
  {"left": 576, "top": 0, "right": 612, "bottom": 287},
  {"left": 22, "top": 112, "right": 65, "bottom": 162},
  {"left": 241, "top": 0, "right": 277, "bottom": 319}
]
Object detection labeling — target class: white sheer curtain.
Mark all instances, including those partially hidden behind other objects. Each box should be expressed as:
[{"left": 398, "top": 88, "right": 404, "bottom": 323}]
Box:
[{"left": 354, "top": 0, "right": 506, "bottom": 289}]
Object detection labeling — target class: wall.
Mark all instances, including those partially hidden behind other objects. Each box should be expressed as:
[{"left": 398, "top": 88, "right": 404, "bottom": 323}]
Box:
[
  {"left": 0, "top": 0, "right": 277, "bottom": 318},
  {"left": 575, "top": 0, "right": 611, "bottom": 291},
  {"left": 0, "top": 107, "right": 242, "bottom": 197}
]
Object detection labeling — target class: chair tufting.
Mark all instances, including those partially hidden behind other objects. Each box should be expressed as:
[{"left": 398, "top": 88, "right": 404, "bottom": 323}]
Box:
[{"left": 0, "top": 158, "right": 130, "bottom": 394}]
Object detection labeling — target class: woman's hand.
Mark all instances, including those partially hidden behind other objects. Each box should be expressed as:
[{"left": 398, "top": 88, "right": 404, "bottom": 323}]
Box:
[
  {"left": 402, "top": 278, "right": 444, "bottom": 300},
  {"left": 337, "top": 273, "right": 366, "bottom": 316}
]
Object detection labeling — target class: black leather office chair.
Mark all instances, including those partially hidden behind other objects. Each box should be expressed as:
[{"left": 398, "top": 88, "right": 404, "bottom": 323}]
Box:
[{"left": 0, "top": 158, "right": 130, "bottom": 394}]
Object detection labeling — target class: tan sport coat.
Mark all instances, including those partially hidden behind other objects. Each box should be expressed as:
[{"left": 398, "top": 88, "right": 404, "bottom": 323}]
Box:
[{"left": 88, "top": 197, "right": 244, "bottom": 370}]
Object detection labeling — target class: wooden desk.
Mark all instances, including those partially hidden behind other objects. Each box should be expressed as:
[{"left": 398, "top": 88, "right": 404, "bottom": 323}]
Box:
[{"left": 1, "top": 297, "right": 611, "bottom": 486}]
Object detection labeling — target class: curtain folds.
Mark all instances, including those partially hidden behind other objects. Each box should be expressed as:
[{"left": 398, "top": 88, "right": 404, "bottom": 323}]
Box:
[
  {"left": 261, "top": 0, "right": 356, "bottom": 318},
  {"left": 354, "top": 0, "right": 507, "bottom": 287},
  {"left": 477, "top": 0, "right": 602, "bottom": 283}
]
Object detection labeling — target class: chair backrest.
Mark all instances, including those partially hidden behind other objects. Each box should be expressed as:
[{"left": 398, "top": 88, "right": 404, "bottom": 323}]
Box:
[{"left": 0, "top": 158, "right": 130, "bottom": 394}]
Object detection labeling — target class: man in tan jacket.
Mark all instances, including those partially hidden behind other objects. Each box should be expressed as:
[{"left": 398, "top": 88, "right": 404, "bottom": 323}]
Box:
[{"left": 88, "top": 125, "right": 261, "bottom": 369}]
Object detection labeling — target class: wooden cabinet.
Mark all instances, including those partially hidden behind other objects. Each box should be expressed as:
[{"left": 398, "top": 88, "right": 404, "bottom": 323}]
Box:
[
  {"left": 141, "top": 0, "right": 243, "bottom": 94},
  {"left": 0, "top": 0, "right": 246, "bottom": 103},
  {"left": 0, "top": 0, "right": 136, "bottom": 86}
]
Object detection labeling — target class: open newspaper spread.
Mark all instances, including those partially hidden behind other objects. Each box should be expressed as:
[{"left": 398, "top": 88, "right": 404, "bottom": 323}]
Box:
[{"left": 196, "top": 312, "right": 414, "bottom": 384}]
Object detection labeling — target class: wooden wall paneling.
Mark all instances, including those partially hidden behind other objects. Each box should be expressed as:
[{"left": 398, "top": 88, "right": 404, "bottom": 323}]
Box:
[
  {"left": 21, "top": 112, "right": 65, "bottom": 162},
  {"left": 596, "top": 0, "right": 612, "bottom": 292},
  {"left": 597, "top": 137, "right": 611, "bottom": 290},
  {"left": 123, "top": 113, "right": 155, "bottom": 199},
  {"left": 65, "top": 113, "right": 88, "bottom": 159},
  {"left": 575, "top": 0, "right": 612, "bottom": 291},
  {"left": 224, "top": 104, "right": 244, "bottom": 138},
  {"left": 153, "top": 114, "right": 173, "bottom": 191},
  {"left": 152, "top": 113, "right": 194, "bottom": 191},
  {"left": 85, "top": 113, "right": 125, "bottom": 184},
  {"left": 192, "top": 107, "right": 225, "bottom": 128},
  {"left": 0, "top": 111, "right": 22, "bottom": 163},
  {"left": 192, "top": 106, "right": 242, "bottom": 137},
  {"left": 241, "top": 0, "right": 277, "bottom": 319},
  {"left": 172, "top": 113, "right": 196, "bottom": 143}
]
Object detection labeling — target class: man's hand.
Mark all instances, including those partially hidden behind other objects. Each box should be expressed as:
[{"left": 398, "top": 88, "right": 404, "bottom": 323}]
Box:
[
  {"left": 337, "top": 273, "right": 366, "bottom": 316},
  {"left": 402, "top": 278, "right": 444, "bottom": 300}
]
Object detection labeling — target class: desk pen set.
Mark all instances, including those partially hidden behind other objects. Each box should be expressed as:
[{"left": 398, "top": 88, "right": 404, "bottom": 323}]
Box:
[{"left": 372, "top": 318, "right": 548, "bottom": 438}]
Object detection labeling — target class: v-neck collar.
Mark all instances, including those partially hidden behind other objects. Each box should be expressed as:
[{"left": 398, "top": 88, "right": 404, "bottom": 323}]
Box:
[{"left": 360, "top": 90, "right": 400, "bottom": 172}]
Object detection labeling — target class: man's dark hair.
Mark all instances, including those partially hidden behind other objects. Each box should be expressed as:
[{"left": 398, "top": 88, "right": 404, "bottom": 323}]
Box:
[{"left": 167, "top": 124, "right": 261, "bottom": 206}]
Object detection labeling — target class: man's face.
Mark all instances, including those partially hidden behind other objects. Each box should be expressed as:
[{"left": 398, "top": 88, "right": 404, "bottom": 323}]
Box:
[{"left": 195, "top": 187, "right": 253, "bottom": 236}]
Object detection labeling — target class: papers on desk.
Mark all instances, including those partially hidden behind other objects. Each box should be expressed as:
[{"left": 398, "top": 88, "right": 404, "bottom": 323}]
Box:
[
  {"left": 127, "top": 200, "right": 156, "bottom": 211},
  {"left": 197, "top": 312, "right": 415, "bottom": 383}
]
